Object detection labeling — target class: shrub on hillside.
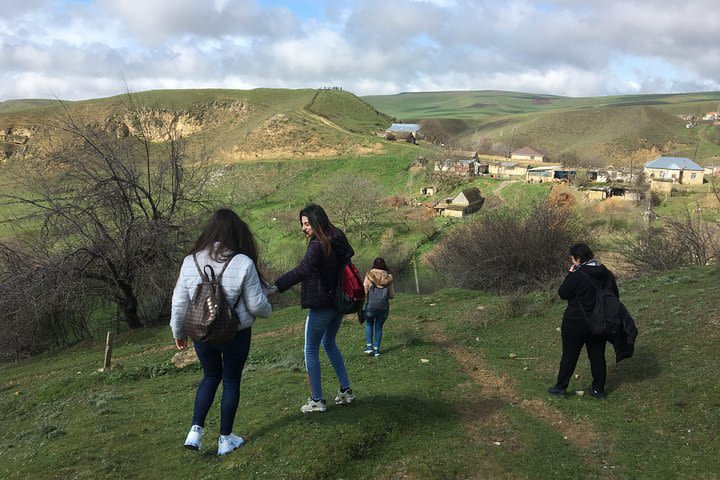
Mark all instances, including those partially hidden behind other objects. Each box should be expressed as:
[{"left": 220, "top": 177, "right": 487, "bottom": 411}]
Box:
[
  {"left": 426, "top": 201, "right": 582, "bottom": 292},
  {"left": 620, "top": 210, "right": 720, "bottom": 272}
]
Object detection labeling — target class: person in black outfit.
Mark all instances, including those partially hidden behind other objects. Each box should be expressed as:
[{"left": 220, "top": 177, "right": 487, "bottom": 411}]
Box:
[{"left": 549, "top": 243, "right": 619, "bottom": 399}]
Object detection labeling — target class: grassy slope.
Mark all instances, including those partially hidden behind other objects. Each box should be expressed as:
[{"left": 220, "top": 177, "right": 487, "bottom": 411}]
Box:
[
  {"left": 1, "top": 266, "right": 718, "bottom": 479},
  {"left": 363, "top": 90, "right": 720, "bottom": 163}
]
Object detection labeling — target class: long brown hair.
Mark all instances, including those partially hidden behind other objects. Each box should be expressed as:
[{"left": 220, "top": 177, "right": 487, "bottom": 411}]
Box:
[
  {"left": 300, "top": 204, "right": 335, "bottom": 255},
  {"left": 189, "top": 208, "right": 264, "bottom": 282}
]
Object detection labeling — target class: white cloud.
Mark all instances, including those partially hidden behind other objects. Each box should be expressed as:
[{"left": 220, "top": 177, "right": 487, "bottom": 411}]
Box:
[{"left": 0, "top": 0, "right": 718, "bottom": 101}]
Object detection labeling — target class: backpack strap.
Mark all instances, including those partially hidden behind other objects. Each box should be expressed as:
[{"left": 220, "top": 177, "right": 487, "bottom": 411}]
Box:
[
  {"left": 193, "top": 254, "right": 211, "bottom": 281},
  {"left": 217, "top": 254, "right": 242, "bottom": 310}
]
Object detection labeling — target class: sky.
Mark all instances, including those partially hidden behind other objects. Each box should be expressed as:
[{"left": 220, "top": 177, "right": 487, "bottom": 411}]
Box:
[{"left": 1, "top": 0, "right": 719, "bottom": 101}]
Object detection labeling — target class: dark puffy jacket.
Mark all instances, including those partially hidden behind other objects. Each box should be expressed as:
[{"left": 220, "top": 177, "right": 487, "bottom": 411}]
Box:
[
  {"left": 275, "top": 228, "right": 354, "bottom": 309},
  {"left": 558, "top": 263, "right": 619, "bottom": 323}
]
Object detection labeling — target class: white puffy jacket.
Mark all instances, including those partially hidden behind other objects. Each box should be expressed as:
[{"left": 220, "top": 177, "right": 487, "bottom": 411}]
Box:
[{"left": 170, "top": 249, "right": 272, "bottom": 340}]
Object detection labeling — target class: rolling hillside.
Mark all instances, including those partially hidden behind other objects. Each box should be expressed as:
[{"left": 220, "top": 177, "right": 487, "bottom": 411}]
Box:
[
  {"left": 363, "top": 90, "right": 720, "bottom": 163},
  {"left": 1, "top": 266, "right": 718, "bottom": 479},
  {"left": 0, "top": 89, "right": 394, "bottom": 164}
]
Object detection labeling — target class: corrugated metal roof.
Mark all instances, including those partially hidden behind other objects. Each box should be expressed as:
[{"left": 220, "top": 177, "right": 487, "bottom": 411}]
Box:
[
  {"left": 644, "top": 156, "right": 704, "bottom": 171},
  {"left": 386, "top": 123, "right": 421, "bottom": 133}
]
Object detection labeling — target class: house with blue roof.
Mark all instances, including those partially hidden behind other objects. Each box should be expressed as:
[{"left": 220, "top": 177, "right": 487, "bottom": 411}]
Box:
[{"left": 643, "top": 156, "right": 704, "bottom": 185}]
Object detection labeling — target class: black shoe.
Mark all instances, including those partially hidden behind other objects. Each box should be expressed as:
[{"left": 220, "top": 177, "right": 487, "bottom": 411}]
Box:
[
  {"left": 587, "top": 388, "right": 606, "bottom": 399},
  {"left": 548, "top": 386, "right": 567, "bottom": 396}
]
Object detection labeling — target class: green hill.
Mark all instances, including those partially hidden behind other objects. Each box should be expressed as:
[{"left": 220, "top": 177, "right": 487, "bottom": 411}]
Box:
[
  {"left": 0, "top": 89, "right": 394, "bottom": 164},
  {"left": 1, "top": 266, "right": 718, "bottom": 479},
  {"left": 363, "top": 90, "right": 720, "bottom": 163}
]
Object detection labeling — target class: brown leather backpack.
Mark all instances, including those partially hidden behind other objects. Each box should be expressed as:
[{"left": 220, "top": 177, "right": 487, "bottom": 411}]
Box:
[{"left": 184, "top": 254, "right": 240, "bottom": 344}]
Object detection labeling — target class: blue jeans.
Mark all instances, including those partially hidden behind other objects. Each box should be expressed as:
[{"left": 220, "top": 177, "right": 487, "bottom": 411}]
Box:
[
  {"left": 192, "top": 328, "right": 251, "bottom": 435},
  {"left": 365, "top": 307, "right": 389, "bottom": 350},
  {"left": 305, "top": 308, "right": 351, "bottom": 401}
]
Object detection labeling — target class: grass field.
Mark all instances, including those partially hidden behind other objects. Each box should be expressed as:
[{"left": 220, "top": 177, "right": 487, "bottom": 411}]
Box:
[{"left": 1, "top": 264, "right": 718, "bottom": 479}]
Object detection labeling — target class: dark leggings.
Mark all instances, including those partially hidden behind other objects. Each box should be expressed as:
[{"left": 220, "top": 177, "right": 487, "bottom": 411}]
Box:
[
  {"left": 192, "top": 328, "right": 251, "bottom": 435},
  {"left": 555, "top": 320, "right": 607, "bottom": 393}
]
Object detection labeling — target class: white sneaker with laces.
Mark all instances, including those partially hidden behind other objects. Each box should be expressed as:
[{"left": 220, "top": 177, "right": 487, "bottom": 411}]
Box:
[
  {"left": 335, "top": 389, "right": 355, "bottom": 405},
  {"left": 184, "top": 425, "right": 203, "bottom": 450},
  {"left": 217, "top": 433, "right": 245, "bottom": 455},
  {"left": 364, "top": 345, "right": 373, "bottom": 354},
  {"left": 300, "top": 397, "right": 327, "bottom": 413}
]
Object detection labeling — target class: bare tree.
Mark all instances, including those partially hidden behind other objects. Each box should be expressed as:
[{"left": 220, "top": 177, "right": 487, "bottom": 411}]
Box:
[
  {"left": 1, "top": 97, "right": 213, "bottom": 333},
  {"left": 319, "top": 174, "right": 384, "bottom": 244}
]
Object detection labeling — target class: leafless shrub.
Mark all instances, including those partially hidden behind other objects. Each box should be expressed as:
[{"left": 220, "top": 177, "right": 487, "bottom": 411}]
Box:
[
  {"left": 426, "top": 201, "right": 583, "bottom": 293},
  {"left": 620, "top": 207, "right": 720, "bottom": 272}
]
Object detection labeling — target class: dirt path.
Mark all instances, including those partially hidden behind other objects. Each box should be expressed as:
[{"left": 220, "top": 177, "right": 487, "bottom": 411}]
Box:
[{"left": 426, "top": 322, "right": 613, "bottom": 470}]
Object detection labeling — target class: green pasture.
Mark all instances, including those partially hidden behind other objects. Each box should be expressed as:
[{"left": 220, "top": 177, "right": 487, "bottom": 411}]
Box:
[{"left": 1, "top": 265, "right": 718, "bottom": 479}]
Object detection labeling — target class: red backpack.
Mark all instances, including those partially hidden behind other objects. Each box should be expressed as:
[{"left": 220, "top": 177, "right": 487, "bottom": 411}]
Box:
[{"left": 334, "top": 262, "right": 365, "bottom": 314}]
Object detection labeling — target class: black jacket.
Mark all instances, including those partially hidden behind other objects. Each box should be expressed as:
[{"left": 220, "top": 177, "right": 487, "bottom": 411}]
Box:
[
  {"left": 558, "top": 263, "right": 619, "bottom": 323},
  {"left": 275, "top": 228, "right": 354, "bottom": 309},
  {"left": 558, "top": 262, "right": 637, "bottom": 362}
]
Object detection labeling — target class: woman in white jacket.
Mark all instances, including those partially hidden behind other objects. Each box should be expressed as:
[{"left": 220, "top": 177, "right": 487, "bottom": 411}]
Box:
[{"left": 170, "top": 208, "right": 271, "bottom": 456}]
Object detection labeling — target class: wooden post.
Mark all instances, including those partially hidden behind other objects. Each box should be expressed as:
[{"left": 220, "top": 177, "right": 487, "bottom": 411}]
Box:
[
  {"left": 413, "top": 255, "right": 420, "bottom": 294},
  {"left": 103, "top": 331, "right": 114, "bottom": 370}
]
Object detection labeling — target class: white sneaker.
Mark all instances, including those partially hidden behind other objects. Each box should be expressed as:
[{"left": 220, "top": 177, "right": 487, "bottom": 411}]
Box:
[
  {"left": 217, "top": 433, "right": 245, "bottom": 455},
  {"left": 184, "top": 425, "right": 203, "bottom": 450},
  {"left": 335, "top": 389, "right": 355, "bottom": 405},
  {"left": 364, "top": 346, "right": 373, "bottom": 354},
  {"left": 300, "top": 398, "right": 327, "bottom": 413}
]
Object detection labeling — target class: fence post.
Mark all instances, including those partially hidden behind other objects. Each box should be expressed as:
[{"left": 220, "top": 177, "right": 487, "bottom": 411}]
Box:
[
  {"left": 413, "top": 255, "right": 420, "bottom": 294},
  {"left": 103, "top": 331, "right": 114, "bottom": 370}
]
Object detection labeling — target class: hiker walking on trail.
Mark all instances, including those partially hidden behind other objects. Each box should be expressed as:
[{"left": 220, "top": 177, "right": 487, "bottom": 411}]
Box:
[
  {"left": 549, "top": 243, "right": 618, "bottom": 400},
  {"left": 170, "top": 208, "right": 272, "bottom": 455},
  {"left": 268, "top": 204, "right": 356, "bottom": 413},
  {"left": 363, "top": 257, "right": 395, "bottom": 357}
]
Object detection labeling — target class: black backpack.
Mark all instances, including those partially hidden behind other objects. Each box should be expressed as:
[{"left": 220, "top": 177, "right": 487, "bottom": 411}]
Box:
[
  {"left": 184, "top": 254, "right": 241, "bottom": 344},
  {"left": 366, "top": 284, "right": 389, "bottom": 312},
  {"left": 577, "top": 271, "right": 622, "bottom": 339}
]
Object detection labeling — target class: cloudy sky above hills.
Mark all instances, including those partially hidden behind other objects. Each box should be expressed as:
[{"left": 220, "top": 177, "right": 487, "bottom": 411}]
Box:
[{"left": 1, "top": 0, "right": 719, "bottom": 101}]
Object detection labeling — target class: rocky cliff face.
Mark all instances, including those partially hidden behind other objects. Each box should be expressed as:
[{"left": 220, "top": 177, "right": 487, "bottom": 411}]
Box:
[{"left": 0, "top": 100, "right": 255, "bottom": 163}]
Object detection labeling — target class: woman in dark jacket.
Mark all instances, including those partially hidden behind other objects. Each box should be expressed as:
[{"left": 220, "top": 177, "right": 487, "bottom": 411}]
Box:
[
  {"left": 271, "top": 204, "right": 355, "bottom": 413},
  {"left": 549, "top": 243, "right": 619, "bottom": 399}
]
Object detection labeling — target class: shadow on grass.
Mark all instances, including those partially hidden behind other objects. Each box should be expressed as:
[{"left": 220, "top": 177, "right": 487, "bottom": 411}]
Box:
[{"left": 608, "top": 348, "right": 662, "bottom": 391}]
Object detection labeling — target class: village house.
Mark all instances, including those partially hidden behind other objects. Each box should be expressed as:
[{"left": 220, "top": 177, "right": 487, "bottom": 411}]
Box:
[
  {"left": 703, "top": 165, "right": 720, "bottom": 177},
  {"left": 586, "top": 169, "right": 610, "bottom": 183},
  {"left": 433, "top": 187, "right": 484, "bottom": 218},
  {"left": 526, "top": 165, "right": 577, "bottom": 183},
  {"left": 385, "top": 123, "right": 422, "bottom": 143},
  {"left": 434, "top": 154, "right": 488, "bottom": 176},
  {"left": 643, "top": 156, "right": 704, "bottom": 185},
  {"left": 604, "top": 167, "right": 635, "bottom": 183},
  {"left": 510, "top": 146, "right": 545, "bottom": 162},
  {"left": 488, "top": 161, "right": 529, "bottom": 178},
  {"left": 420, "top": 186, "right": 436, "bottom": 195}
]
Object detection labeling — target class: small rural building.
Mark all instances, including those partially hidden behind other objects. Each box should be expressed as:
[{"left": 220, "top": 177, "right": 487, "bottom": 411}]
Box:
[
  {"left": 385, "top": 123, "right": 422, "bottom": 143},
  {"left": 434, "top": 157, "right": 487, "bottom": 176},
  {"left": 433, "top": 187, "right": 484, "bottom": 218},
  {"left": 586, "top": 170, "right": 610, "bottom": 183},
  {"left": 586, "top": 187, "right": 610, "bottom": 201},
  {"left": 609, "top": 187, "right": 643, "bottom": 202},
  {"left": 703, "top": 165, "right": 720, "bottom": 176},
  {"left": 511, "top": 146, "right": 545, "bottom": 162},
  {"left": 605, "top": 167, "right": 635, "bottom": 183},
  {"left": 526, "top": 165, "right": 577, "bottom": 183},
  {"left": 488, "top": 161, "right": 529, "bottom": 178},
  {"left": 643, "top": 156, "right": 704, "bottom": 185},
  {"left": 420, "top": 186, "right": 436, "bottom": 195}
]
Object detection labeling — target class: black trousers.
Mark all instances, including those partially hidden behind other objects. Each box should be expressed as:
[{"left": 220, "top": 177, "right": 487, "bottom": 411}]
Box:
[{"left": 555, "top": 318, "right": 607, "bottom": 393}]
